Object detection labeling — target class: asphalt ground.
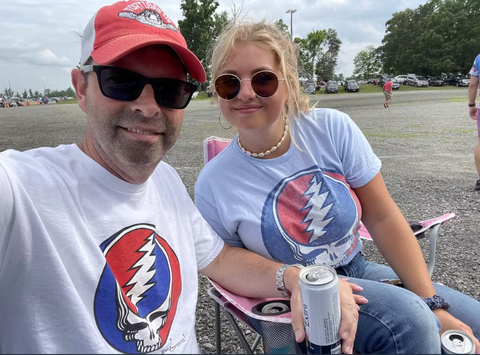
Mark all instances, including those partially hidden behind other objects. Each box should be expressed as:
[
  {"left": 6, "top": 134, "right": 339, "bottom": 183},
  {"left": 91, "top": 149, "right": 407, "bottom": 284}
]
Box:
[{"left": 1, "top": 87, "right": 479, "bottom": 353}]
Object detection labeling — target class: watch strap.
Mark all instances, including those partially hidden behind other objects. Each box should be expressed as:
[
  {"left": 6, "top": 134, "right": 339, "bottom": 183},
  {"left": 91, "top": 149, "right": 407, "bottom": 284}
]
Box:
[
  {"left": 276, "top": 264, "right": 303, "bottom": 298},
  {"left": 469, "top": 103, "right": 476, "bottom": 107}
]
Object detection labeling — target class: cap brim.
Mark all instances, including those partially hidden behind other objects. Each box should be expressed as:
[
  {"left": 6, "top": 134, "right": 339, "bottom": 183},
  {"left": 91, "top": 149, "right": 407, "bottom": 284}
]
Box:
[{"left": 91, "top": 35, "right": 206, "bottom": 83}]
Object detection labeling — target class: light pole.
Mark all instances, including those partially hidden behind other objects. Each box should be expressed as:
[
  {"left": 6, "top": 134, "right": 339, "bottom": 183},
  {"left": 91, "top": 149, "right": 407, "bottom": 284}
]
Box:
[{"left": 286, "top": 9, "right": 297, "bottom": 41}]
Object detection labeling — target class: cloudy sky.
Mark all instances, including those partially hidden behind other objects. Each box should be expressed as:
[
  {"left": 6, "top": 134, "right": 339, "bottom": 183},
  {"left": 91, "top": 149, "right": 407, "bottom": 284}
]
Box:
[{"left": 1, "top": 0, "right": 427, "bottom": 94}]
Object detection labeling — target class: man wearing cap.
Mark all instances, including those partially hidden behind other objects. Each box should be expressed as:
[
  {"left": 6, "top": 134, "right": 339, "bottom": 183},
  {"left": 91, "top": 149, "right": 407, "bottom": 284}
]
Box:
[
  {"left": 468, "top": 53, "right": 480, "bottom": 190},
  {"left": 0, "top": 1, "right": 362, "bottom": 354}
]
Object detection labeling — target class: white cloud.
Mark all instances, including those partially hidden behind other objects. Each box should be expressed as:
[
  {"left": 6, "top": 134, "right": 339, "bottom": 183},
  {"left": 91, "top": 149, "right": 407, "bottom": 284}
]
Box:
[
  {"left": 0, "top": 43, "right": 71, "bottom": 67},
  {"left": 0, "top": 0, "right": 428, "bottom": 92}
]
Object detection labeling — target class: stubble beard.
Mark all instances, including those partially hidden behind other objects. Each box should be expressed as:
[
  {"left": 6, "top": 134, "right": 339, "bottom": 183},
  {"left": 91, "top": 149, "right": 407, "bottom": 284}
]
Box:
[{"left": 86, "top": 106, "right": 180, "bottom": 169}]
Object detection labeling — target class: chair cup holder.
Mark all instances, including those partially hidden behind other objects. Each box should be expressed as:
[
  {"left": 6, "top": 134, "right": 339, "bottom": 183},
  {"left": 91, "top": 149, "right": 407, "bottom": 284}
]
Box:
[{"left": 252, "top": 300, "right": 291, "bottom": 316}]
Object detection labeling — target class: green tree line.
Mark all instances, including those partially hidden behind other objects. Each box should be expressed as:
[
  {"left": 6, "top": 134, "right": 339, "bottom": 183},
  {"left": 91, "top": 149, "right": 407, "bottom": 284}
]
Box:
[
  {"left": 2, "top": 87, "right": 76, "bottom": 100},
  {"left": 379, "top": 0, "right": 480, "bottom": 76},
  {"left": 178, "top": 0, "right": 342, "bottom": 84}
]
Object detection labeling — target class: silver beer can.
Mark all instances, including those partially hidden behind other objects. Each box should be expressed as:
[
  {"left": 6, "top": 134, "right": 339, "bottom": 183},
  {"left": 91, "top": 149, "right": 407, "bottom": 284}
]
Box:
[
  {"left": 441, "top": 330, "right": 476, "bottom": 354},
  {"left": 299, "top": 265, "right": 342, "bottom": 354}
]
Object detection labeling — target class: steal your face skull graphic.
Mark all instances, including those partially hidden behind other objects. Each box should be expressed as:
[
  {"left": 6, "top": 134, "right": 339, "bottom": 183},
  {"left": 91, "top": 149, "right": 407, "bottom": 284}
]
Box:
[
  {"left": 95, "top": 224, "right": 181, "bottom": 354},
  {"left": 261, "top": 167, "right": 360, "bottom": 267}
]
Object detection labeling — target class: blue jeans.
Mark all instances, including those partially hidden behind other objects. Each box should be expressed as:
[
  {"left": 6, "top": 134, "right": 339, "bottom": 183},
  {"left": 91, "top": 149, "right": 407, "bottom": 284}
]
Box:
[
  {"left": 250, "top": 252, "right": 480, "bottom": 354},
  {"left": 336, "top": 252, "right": 480, "bottom": 353}
]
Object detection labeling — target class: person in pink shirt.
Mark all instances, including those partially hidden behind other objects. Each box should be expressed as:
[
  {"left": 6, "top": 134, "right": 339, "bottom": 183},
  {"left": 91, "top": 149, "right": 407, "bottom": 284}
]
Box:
[{"left": 383, "top": 78, "right": 393, "bottom": 108}]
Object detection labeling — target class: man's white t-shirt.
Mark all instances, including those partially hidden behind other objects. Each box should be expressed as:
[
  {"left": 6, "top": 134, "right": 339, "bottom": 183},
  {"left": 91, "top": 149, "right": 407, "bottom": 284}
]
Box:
[{"left": 0, "top": 144, "right": 224, "bottom": 354}]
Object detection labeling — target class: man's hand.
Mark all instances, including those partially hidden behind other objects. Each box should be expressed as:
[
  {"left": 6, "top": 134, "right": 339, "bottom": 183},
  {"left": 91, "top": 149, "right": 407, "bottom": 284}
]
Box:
[
  {"left": 337, "top": 278, "right": 367, "bottom": 354},
  {"left": 468, "top": 76, "right": 478, "bottom": 120},
  {"left": 470, "top": 106, "right": 478, "bottom": 120},
  {"left": 286, "top": 269, "right": 367, "bottom": 355},
  {"left": 434, "top": 309, "right": 480, "bottom": 354}
]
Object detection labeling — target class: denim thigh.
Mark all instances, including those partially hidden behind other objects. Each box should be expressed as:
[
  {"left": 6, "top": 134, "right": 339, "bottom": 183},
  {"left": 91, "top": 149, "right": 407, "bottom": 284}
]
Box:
[
  {"left": 339, "top": 252, "right": 480, "bottom": 353},
  {"left": 335, "top": 254, "right": 438, "bottom": 353}
]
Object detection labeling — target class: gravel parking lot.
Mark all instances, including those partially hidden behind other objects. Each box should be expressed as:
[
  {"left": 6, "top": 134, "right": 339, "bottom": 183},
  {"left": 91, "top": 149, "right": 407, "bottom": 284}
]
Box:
[{"left": 1, "top": 88, "right": 478, "bottom": 353}]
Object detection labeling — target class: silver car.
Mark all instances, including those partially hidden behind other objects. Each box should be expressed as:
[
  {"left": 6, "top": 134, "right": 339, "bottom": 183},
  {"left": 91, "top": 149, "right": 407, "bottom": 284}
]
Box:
[
  {"left": 406, "top": 75, "right": 428, "bottom": 87},
  {"left": 391, "top": 78, "right": 401, "bottom": 90},
  {"left": 304, "top": 80, "right": 316, "bottom": 94},
  {"left": 395, "top": 75, "right": 408, "bottom": 84}
]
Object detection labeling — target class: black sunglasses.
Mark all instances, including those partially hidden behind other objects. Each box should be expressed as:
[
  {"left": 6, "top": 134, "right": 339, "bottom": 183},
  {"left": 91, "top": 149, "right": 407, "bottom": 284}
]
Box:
[
  {"left": 81, "top": 65, "right": 197, "bottom": 109},
  {"left": 214, "top": 70, "right": 285, "bottom": 101}
]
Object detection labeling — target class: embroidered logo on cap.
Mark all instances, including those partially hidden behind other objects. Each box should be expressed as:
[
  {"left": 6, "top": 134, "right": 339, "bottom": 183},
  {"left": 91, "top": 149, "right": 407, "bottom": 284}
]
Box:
[{"left": 119, "top": 1, "right": 178, "bottom": 32}]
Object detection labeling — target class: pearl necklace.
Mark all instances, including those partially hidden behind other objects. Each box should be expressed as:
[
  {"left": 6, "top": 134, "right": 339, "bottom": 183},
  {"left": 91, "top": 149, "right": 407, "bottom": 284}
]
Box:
[{"left": 237, "top": 123, "right": 289, "bottom": 158}]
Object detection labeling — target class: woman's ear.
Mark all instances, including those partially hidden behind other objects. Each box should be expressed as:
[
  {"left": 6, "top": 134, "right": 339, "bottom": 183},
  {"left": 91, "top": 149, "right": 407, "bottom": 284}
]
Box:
[{"left": 71, "top": 68, "right": 87, "bottom": 113}]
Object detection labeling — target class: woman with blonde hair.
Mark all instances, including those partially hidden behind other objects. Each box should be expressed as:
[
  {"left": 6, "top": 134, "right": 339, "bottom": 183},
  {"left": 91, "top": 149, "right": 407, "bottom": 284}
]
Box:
[{"left": 195, "top": 20, "right": 480, "bottom": 354}]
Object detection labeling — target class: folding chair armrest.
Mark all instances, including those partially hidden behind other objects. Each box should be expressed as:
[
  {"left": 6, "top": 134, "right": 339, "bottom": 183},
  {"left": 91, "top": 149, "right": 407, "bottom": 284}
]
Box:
[
  {"left": 359, "top": 213, "right": 455, "bottom": 278},
  {"left": 207, "top": 287, "right": 256, "bottom": 329},
  {"left": 426, "top": 223, "right": 442, "bottom": 278}
]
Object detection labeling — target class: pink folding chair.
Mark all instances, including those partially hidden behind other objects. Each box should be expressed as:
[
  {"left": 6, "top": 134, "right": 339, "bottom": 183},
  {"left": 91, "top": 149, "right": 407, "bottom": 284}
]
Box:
[{"left": 202, "top": 136, "right": 455, "bottom": 354}]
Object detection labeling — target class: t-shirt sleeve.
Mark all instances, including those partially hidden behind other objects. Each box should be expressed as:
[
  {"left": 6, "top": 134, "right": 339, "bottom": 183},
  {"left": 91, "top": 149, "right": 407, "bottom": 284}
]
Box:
[
  {"left": 0, "top": 161, "right": 14, "bottom": 266},
  {"left": 330, "top": 110, "right": 381, "bottom": 188},
  {"left": 186, "top": 196, "right": 225, "bottom": 271},
  {"left": 195, "top": 176, "right": 246, "bottom": 249},
  {"left": 469, "top": 54, "right": 480, "bottom": 77}
]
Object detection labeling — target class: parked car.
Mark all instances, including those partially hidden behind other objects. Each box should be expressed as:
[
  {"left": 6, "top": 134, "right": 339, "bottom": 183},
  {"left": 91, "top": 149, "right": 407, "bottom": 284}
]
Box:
[
  {"left": 11, "top": 97, "right": 25, "bottom": 106},
  {"left": 378, "top": 75, "right": 393, "bottom": 87},
  {"left": 325, "top": 81, "right": 338, "bottom": 93},
  {"left": 391, "top": 78, "right": 400, "bottom": 90},
  {"left": 205, "top": 81, "right": 212, "bottom": 97},
  {"left": 305, "top": 80, "right": 317, "bottom": 95},
  {"left": 7, "top": 99, "right": 18, "bottom": 107},
  {"left": 0, "top": 98, "right": 5, "bottom": 108},
  {"left": 446, "top": 74, "right": 470, "bottom": 87},
  {"left": 344, "top": 79, "right": 360, "bottom": 92},
  {"left": 406, "top": 75, "right": 428, "bottom": 87},
  {"left": 394, "top": 75, "right": 408, "bottom": 85},
  {"left": 428, "top": 76, "right": 445, "bottom": 86},
  {"left": 377, "top": 74, "right": 387, "bottom": 86}
]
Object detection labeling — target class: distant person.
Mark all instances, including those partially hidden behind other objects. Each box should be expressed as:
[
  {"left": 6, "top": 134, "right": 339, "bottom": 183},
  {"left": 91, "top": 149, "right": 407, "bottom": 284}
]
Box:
[
  {"left": 468, "top": 53, "right": 480, "bottom": 190},
  {"left": 383, "top": 78, "right": 393, "bottom": 108}
]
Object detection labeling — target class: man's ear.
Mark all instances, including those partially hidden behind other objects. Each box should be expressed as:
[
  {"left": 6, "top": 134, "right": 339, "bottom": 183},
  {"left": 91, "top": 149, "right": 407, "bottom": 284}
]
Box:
[{"left": 71, "top": 68, "right": 87, "bottom": 113}]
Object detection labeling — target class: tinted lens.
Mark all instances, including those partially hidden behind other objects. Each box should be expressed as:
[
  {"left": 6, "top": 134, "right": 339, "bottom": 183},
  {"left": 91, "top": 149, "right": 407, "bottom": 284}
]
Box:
[
  {"left": 215, "top": 75, "right": 240, "bottom": 100},
  {"left": 251, "top": 71, "right": 279, "bottom": 98},
  {"left": 152, "top": 78, "right": 196, "bottom": 109},
  {"left": 97, "top": 67, "right": 195, "bottom": 109},
  {"left": 99, "top": 67, "right": 143, "bottom": 101}
]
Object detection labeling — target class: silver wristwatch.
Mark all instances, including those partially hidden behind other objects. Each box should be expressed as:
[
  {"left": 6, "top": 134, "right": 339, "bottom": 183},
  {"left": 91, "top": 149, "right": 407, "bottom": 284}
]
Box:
[{"left": 276, "top": 264, "right": 303, "bottom": 298}]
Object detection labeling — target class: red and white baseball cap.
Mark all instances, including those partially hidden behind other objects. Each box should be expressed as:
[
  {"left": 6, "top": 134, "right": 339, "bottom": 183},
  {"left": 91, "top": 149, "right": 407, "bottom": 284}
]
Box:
[{"left": 80, "top": 0, "right": 206, "bottom": 83}]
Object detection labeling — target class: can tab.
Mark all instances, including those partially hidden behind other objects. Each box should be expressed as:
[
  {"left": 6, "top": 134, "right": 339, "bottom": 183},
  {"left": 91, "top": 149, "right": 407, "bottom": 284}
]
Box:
[
  {"left": 305, "top": 267, "right": 335, "bottom": 284},
  {"left": 451, "top": 335, "right": 466, "bottom": 353}
]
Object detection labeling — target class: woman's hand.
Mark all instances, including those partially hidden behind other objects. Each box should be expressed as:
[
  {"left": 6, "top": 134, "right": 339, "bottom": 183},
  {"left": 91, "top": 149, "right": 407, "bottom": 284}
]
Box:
[
  {"left": 289, "top": 273, "right": 367, "bottom": 355},
  {"left": 434, "top": 309, "right": 480, "bottom": 354}
]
